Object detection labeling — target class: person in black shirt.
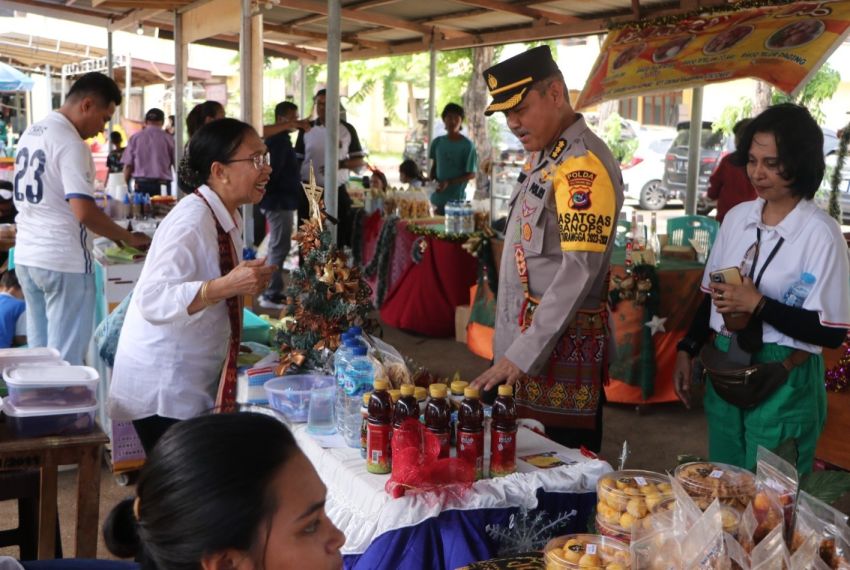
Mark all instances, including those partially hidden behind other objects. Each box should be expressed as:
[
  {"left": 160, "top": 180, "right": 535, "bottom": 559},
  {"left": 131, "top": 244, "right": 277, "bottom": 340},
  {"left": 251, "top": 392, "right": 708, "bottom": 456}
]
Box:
[{"left": 258, "top": 102, "right": 303, "bottom": 310}]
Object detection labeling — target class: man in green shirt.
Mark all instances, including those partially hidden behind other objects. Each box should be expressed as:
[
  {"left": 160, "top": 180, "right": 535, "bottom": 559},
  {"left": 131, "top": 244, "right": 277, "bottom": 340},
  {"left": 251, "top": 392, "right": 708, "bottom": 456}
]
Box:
[{"left": 429, "top": 103, "right": 478, "bottom": 215}]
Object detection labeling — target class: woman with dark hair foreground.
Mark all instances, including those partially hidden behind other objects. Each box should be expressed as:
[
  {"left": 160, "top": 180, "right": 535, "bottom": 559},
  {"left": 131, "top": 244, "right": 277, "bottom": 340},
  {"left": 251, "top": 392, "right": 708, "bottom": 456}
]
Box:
[
  {"left": 108, "top": 119, "right": 276, "bottom": 453},
  {"left": 102, "top": 412, "right": 345, "bottom": 570},
  {"left": 674, "top": 103, "right": 850, "bottom": 473}
]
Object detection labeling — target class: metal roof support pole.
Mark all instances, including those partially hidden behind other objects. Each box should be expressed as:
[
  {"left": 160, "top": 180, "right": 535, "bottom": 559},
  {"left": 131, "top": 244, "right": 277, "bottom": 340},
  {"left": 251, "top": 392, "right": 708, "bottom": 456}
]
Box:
[
  {"left": 684, "top": 86, "right": 703, "bottom": 216},
  {"left": 60, "top": 67, "right": 66, "bottom": 104},
  {"left": 428, "top": 34, "right": 436, "bottom": 160},
  {"left": 299, "top": 61, "right": 307, "bottom": 119},
  {"left": 107, "top": 29, "right": 114, "bottom": 150},
  {"left": 325, "top": 0, "right": 341, "bottom": 244},
  {"left": 240, "top": 0, "right": 254, "bottom": 247},
  {"left": 174, "top": 10, "right": 186, "bottom": 178},
  {"left": 125, "top": 52, "right": 132, "bottom": 119},
  {"left": 45, "top": 65, "right": 52, "bottom": 109}
]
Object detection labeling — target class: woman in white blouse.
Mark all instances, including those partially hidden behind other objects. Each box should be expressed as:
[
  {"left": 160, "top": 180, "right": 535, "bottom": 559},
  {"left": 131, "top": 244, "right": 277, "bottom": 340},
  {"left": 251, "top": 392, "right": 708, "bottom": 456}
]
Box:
[{"left": 108, "top": 118, "right": 276, "bottom": 453}]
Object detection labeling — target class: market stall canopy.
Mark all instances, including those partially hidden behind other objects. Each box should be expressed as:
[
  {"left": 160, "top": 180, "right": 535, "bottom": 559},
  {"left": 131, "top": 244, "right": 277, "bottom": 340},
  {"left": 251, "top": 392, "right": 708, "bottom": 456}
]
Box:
[
  {"left": 575, "top": 1, "right": 850, "bottom": 109},
  {"left": 0, "top": 62, "right": 35, "bottom": 92}
]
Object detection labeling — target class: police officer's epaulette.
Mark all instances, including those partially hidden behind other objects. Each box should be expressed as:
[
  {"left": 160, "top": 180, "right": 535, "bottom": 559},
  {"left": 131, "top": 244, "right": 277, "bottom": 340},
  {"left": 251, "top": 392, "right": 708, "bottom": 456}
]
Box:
[{"left": 549, "top": 138, "right": 568, "bottom": 160}]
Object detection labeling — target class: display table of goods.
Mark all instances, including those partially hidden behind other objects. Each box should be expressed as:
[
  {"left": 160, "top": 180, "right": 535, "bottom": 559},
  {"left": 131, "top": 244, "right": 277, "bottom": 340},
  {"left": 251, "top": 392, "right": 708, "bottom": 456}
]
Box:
[
  {"left": 293, "top": 423, "right": 610, "bottom": 570},
  {"left": 359, "top": 211, "right": 478, "bottom": 337}
]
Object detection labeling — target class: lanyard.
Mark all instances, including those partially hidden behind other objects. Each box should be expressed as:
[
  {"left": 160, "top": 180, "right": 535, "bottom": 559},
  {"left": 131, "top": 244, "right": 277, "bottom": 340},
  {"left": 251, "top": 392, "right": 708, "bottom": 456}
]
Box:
[{"left": 749, "top": 228, "right": 784, "bottom": 288}]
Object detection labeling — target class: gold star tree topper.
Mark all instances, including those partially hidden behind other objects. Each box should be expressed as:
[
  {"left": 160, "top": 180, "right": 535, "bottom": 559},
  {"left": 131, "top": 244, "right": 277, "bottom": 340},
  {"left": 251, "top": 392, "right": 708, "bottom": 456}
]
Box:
[{"left": 302, "top": 161, "right": 325, "bottom": 231}]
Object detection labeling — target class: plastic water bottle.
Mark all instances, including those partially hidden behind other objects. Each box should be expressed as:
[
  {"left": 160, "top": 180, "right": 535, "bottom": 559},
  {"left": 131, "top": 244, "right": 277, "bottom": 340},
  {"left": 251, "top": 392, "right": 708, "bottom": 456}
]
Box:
[
  {"left": 444, "top": 202, "right": 455, "bottom": 234},
  {"left": 782, "top": 272, "right": 817, "bottom": 308},
  {"left": 333, "top": 335, "right": 358, "bottom": 432},
  {"left": 341, "top": 346, "right": 374, "bottom": 448},
  {"left": 465, "top": 202, "right": 475, "bottom": 233}
]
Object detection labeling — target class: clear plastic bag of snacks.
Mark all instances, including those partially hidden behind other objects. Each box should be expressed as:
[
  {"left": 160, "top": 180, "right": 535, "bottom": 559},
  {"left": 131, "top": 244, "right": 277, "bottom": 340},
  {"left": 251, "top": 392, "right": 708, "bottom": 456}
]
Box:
[
  {"left": 670, "top": 473, "right": 705, "bottom": 533},
  {"left": 749, "top": 525, "right": 790, "bottom": 570},
  {"left": 739, "top": 493, "right": 785, "bottom": 554},
  {"left": 675, "top": 461, "right": 756, "bottom": 512},
  {"left": 791, "top": 491, "right": 850, "bottom": 569},
  {"left": 754, "top": 446, "right": 799, "bottom": 543},
  {"left": 726, "top": 532, "right": 751, "bottom": 570},
  {"left": 681, "top": 500, "right": 728, "bottom": 569},
  {"left": 596, "top": 470, "right": 674, "bottom": 540},
  {"left": 544, "top": 533, "right": 631, "bottom": 569}
]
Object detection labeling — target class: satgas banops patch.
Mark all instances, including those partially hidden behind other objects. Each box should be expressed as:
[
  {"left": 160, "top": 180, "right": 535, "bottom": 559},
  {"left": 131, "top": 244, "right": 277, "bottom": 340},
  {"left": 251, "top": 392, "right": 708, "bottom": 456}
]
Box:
[{"left": 554, "top": 151, "right": 616, "bottom": 253}]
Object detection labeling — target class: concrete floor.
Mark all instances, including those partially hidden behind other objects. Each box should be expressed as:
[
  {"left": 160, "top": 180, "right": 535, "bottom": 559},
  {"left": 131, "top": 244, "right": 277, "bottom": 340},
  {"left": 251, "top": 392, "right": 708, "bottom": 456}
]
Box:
[{"left": 0, "top": 320, "right": 707, "bottom": 561}]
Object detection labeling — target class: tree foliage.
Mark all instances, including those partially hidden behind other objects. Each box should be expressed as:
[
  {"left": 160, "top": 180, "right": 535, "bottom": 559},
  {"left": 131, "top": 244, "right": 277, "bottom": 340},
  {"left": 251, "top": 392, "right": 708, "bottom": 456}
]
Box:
[
  {"left": 601, "top": 112, "right": 638, "bottom": 163},
  {"left": 772, "top": 63, "right": 841, "bottom": 125}
]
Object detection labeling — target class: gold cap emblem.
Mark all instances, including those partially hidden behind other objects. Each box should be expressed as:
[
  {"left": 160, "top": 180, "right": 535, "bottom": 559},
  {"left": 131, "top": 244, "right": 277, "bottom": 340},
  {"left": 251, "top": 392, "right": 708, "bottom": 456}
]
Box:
[{"left": 487, "top": 73, "right": 497, "bottom": 90}]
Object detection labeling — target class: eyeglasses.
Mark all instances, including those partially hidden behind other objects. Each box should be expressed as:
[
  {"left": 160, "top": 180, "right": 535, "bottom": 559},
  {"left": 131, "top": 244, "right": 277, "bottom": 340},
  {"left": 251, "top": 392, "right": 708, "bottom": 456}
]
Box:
[{"left": 226, "top": 152, "right": 270, "bottom": 170}]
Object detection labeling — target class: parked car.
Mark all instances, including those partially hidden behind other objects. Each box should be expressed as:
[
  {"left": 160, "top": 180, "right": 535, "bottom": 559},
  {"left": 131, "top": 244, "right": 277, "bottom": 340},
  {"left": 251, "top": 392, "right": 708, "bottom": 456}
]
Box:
[
  {"left": 621, "top": 129, "right": 675, "bottom": 210},
  {"left": 659, "top": 121, "right": 733, "bottom": 214}
]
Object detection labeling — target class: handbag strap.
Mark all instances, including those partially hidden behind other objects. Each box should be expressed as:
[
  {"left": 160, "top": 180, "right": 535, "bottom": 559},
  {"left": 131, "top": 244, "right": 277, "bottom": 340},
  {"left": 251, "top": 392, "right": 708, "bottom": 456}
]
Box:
[{"left": 782, "top": 349, "right": 810, "bottom": 371}]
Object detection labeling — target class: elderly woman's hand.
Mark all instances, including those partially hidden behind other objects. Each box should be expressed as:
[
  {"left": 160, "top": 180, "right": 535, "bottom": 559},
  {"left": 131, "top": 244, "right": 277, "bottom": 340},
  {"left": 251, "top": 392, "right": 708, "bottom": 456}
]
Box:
[
  {"left": 223, "top": 258, "right": 277, "bottom": 297},
  {"left": 710, "top": 277, "right": 763, "bottom": 314}
]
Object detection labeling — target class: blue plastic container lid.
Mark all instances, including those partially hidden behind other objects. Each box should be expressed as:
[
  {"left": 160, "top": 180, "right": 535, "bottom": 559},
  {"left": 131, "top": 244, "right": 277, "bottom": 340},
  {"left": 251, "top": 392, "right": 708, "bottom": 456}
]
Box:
[
  {"left": 348, "top": 326, "right": 363, "bottom": 336},
  {"left": 351, "top": 345, "right": 368, "bottom": 356}
]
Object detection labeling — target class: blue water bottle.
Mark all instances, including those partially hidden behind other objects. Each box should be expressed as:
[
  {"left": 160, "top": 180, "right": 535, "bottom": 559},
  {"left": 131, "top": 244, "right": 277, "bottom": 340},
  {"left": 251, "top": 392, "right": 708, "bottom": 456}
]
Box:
[{"left": 782, "top": 272, "right": 816, "bottom": 307}]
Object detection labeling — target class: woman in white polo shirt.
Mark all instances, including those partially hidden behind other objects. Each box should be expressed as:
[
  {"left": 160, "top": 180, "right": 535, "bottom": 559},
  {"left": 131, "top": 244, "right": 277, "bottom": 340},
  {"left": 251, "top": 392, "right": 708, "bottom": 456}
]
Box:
[
  {"left": 108, "top": 118, "right": 276, "bottom": 454},
  {"left": 673, "top": 104, "right": 850, "bottom": 474}
]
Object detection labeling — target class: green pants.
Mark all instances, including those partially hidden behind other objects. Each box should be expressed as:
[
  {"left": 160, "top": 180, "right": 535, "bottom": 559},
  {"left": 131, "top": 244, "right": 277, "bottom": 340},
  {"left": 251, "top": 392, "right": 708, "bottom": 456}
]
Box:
[{"left": 704, "top": 336, "right": 826, "bottom": 475}]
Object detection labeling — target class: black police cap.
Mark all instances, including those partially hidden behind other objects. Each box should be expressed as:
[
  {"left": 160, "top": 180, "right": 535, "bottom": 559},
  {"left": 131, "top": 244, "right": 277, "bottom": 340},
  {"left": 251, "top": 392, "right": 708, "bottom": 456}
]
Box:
[{"left": 483, "top": 45, "right": 560, "bottom": 116}]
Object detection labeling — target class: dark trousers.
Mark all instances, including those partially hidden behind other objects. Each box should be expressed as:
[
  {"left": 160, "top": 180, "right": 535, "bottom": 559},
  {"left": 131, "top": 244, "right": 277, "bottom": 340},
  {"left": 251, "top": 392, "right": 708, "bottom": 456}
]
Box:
[
  {"left": 133, "top": 179, "right": 168, "bottom": 197},
  {"left": 132, "top": 415, "right": 180, "bottom": 455},
  {"left": 482, "top": 385, "right": 605, "bottom": 453}
]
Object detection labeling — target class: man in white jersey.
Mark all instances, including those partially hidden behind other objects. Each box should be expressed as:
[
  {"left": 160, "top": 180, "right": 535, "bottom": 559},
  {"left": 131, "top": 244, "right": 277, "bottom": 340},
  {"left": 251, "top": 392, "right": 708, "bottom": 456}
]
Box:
[
  {"left": 294, "top": 88, "right": 366, "bottom": 246},
  {"left": 13, "top": 72, "right": 150, "bottom": 365}
]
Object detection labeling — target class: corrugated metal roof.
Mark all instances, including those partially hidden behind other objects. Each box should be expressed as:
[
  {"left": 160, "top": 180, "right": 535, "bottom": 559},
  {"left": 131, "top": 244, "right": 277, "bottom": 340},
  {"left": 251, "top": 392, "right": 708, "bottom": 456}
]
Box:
[{"left": 6, "top": 0, "right": 729, "bottom": 61}]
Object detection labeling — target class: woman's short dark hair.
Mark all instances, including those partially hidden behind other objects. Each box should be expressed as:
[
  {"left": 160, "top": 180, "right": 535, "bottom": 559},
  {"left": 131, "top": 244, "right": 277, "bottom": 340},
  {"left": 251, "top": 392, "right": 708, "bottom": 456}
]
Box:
[
  {"left": 103, "top": 412, "right": 299, "bottom": 569},
  {"left": 179, "top": 118, "right": 255, "bottom": 190},
  {"left": 399, "top": 159, "right": 422, "bottom": 181},
  {"left": 109, "top": 131, "right": 123, "bottom": 146},
  {"left": 186, "top": 101, "right": 225, "bottom": 138},
  {"left": 731, "top": 103, "right": 824, "bottom": 200},
  {"left": 441, "top": 103, "right": 465, "bottom": 120}
]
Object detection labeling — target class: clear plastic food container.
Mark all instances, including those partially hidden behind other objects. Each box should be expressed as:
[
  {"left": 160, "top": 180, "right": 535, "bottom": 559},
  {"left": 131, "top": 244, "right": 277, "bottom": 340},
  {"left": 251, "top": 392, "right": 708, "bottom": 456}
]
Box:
[
  {"left": 596, "top": 470, "right": 673, "bottom": 537},
  {"left": 4, "top": 365, "right": 97, "bottom": 408},
  {"left": 264, "top": 375, "right": 334, "bottom": 423},
  {"left": 2, "top": 398, "right": 97, "bottom": 438},
  {"left": 544, "top": 534, "right": 630, "bottom": 569},
  {"left": 0, "top": 347, "right": 62, "bottom": 369},
  {"left": 674, "top": 461, "right": 755, "bottom": 512}
]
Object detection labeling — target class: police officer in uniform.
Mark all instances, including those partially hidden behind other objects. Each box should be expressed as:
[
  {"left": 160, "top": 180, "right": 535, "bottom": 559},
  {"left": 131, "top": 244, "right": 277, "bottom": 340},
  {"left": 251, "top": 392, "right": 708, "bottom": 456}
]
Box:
[{"left": 471, "top": 46, "right": 624, "bottom": 452}]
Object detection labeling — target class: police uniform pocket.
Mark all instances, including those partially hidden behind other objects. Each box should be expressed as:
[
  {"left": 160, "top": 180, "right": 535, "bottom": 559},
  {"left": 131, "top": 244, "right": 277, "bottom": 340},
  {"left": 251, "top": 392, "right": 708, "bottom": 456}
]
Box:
[{"left": 519, "top": 193, "right": 547, "bottom": 254}]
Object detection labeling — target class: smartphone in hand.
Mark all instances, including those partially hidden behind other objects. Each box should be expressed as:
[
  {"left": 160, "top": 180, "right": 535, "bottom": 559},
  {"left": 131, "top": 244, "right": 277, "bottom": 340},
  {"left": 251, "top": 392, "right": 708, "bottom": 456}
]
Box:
[{"left": 709, "top": 267, "right": 742, "bottom": 286}]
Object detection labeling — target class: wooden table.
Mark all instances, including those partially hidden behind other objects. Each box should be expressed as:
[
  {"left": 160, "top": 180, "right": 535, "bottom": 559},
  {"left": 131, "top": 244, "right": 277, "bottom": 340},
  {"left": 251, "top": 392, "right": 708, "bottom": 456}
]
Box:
[{"left": 0, "top": 423, "right": 109, "bottom": 559}]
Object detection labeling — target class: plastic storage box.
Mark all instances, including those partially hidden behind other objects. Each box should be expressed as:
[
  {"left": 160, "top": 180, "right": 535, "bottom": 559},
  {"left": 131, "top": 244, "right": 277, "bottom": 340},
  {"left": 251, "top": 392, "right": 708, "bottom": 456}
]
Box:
[
  {"left": 2, "top": 398, "right": 97, "bottom": 438},
  {"left": 596, "top": 470, "right": 674, "bottom": 539},
  {"left": 264, "top": 375, "right": 334, "bottom": 423},
  {"left": 0, "top": 347, "right": 63, "bottom": 369},
  {"left": 674, "top": 461, "right": 755, "bottom": 512},
  {"left": 4, "top": 365, "right": 97, "bottom": 408},
  {"left": 543, "top": 534, "right": 630, "bottom": 569}
]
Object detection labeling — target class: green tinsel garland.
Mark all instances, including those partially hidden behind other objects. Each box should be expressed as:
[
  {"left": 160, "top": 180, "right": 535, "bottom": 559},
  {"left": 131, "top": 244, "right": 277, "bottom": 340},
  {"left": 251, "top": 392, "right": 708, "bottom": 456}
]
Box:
[
  {"left": 363, "top": 214, "right": 399, "bottom": 307},
  {"left": 610, "top": 0, "right": 801, "bottom": 31},
  {"left": 406, "top": 223, "right": 482, "bottom": 243},
  {"left": 828, "top": 123, "right": 850, "bottom": 223}
]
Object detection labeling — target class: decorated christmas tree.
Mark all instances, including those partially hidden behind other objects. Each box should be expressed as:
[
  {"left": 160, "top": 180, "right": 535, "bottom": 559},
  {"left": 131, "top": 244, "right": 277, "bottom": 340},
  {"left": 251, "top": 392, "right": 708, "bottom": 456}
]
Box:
[{"left": 275, "top": 165, "right": 373, "bottom": 374}]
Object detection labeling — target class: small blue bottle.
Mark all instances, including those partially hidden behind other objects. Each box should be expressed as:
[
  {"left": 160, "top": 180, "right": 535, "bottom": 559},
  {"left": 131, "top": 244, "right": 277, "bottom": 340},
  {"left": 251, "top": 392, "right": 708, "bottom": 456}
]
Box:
[{"left": 782, "top": 272, "right": 816, "bottom": 308}]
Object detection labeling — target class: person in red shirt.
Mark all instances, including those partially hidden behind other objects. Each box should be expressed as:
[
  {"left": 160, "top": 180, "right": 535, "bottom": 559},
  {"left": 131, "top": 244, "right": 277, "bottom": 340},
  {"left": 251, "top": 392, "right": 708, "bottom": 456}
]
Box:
[{"left": 708, "top": 118, "right": 757, "bottom": 223}]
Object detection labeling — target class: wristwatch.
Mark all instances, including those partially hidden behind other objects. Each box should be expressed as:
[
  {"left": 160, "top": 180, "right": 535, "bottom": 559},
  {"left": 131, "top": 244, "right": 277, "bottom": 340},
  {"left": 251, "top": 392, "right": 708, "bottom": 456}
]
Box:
[{"left": 676, "top": 337, "right": 701, "bottom": 358}]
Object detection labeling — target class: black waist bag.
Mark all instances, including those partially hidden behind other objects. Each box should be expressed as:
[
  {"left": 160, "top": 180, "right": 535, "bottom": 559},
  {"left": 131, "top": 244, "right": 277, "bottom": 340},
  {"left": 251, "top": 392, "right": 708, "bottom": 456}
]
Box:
[{"left": 699, "top": 342, "right": 810, "bottom": 409}]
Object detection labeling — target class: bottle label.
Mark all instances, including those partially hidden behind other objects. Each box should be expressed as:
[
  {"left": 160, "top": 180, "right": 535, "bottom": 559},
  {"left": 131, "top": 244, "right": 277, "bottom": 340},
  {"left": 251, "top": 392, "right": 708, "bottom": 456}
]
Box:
[
  {"left": 366, "top": 423, "right": 392, "bottom": 474},
  {"left": 458, "top": 431, "right": 484, "bottom": 479},
  {"left": 424, "top": 430, "right": 450, "bottom": 459},
  {"left": 490, "top": 428, "right": 517, "bottom": 477}
]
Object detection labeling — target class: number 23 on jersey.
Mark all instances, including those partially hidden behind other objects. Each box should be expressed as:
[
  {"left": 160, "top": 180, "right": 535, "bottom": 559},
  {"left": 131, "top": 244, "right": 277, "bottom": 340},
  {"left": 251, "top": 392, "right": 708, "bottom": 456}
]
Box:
[{"left": 14, "top": 147, "right": 46, "bottom": 204}]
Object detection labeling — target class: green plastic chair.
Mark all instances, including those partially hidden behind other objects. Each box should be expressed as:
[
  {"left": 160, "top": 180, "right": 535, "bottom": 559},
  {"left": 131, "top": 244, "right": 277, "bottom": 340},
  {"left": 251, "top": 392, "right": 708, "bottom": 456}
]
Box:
[{"left": 666, "top": 215, "right": 719, "bottom": 254}]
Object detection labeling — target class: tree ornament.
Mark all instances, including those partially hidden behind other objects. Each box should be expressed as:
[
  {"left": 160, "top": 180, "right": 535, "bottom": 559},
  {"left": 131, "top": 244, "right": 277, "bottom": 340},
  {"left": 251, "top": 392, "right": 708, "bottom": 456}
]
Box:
[
  {"left": 302, "top": 161, "right": 325, "bottom": 231},
  {"left": 825, "top": 335, "right": 850, "bottom": 393}
]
